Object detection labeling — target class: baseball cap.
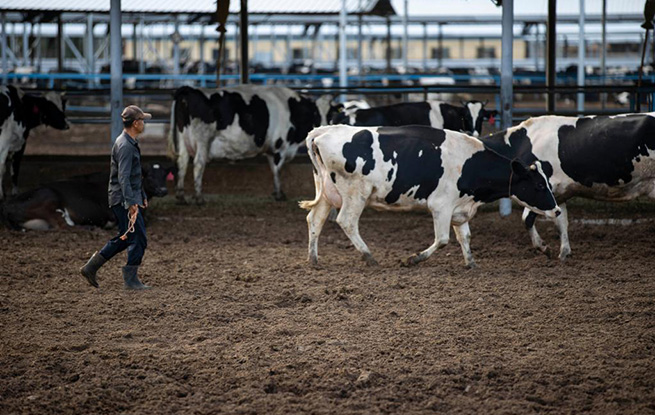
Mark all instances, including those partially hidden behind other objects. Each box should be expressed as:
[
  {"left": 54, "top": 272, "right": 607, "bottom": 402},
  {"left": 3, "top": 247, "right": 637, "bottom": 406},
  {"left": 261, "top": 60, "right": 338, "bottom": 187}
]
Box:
[{"left": 121, "top": 105, "right": 152, "bottom": 121}]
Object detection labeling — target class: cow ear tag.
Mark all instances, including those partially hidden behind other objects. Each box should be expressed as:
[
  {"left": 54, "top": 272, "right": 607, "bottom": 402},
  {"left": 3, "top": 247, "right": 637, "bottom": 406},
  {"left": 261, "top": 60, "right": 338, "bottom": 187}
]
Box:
[
  {"left": 166, "top": 172, "right": 175, "bottom": 181},
  {"left": 488, "top": 115, "right": 495, "bottom": 124}
]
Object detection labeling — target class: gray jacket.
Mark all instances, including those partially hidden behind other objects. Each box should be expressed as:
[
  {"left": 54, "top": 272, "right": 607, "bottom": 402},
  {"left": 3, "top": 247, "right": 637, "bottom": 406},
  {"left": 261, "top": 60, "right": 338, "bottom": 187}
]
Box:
[{"left": 108, "top": 131, "right": 146, "bottom": 208}]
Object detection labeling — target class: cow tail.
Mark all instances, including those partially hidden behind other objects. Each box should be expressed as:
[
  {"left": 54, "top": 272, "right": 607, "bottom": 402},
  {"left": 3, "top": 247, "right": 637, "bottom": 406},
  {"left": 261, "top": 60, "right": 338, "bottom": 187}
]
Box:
[
  {"left": 298, "top": 128, "right": 329, "bottom": 210},
  {"left": 167, "top": 99, "right": 178, "bottom": 159}
]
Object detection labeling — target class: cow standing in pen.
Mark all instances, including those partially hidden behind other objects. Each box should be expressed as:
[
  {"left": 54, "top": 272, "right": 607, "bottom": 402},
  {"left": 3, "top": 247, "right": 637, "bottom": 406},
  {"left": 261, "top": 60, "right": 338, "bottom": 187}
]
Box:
[
  {"left": 0, "top": 85, "right": 69, "bottom": 200},
  {"left": 168, "top": 85, "right": 336, "bottom": 203},
  {"left": 330, "top": 100, "right": 497, "bottom": 138},
  {"left": 300, "top": 125, "right": 560, "bottom": 268},
  {"left": 511, "top": 113, "right": 655, "bottom": 260}
]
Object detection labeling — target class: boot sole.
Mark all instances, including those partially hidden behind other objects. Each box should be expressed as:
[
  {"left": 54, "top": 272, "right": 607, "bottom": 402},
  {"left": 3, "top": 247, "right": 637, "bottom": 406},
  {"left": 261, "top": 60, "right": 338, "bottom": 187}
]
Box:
[{"left": 80, "top": 268, "right": 99, "bottom": 288}]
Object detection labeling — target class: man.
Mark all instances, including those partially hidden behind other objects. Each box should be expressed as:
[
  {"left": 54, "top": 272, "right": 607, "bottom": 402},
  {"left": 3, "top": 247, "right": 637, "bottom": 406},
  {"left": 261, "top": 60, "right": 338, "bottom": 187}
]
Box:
[{"left": 80, "top": 105, "right": 152, "bottom": 290}]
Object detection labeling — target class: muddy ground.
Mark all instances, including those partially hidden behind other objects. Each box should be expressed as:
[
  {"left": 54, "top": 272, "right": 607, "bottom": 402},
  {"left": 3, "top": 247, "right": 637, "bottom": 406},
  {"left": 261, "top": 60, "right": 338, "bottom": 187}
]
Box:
[{"left": 1, "top": 157, "right": 655, "bottom": 414}]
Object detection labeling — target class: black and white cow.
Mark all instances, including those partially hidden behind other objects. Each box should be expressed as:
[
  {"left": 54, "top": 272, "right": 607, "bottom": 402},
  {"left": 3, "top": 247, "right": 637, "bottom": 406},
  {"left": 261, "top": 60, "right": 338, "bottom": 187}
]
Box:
[
  {"left": 0, "top": 163, "right": 175, "bottom": 230},
  {"left": 0, "top": 85, "right": 69, "bottom": 200},
  {"left": 167, "top": 85, "right": 335, "bottom": 203},
  {"left": 299, "top": 125, "right": 560, "bottom": 268},
  {"left": 330, "top": 100, "right": 497, "bottom": 138},
  {"left": 511, "top": 113, "right": 655, "bottom": 260}
]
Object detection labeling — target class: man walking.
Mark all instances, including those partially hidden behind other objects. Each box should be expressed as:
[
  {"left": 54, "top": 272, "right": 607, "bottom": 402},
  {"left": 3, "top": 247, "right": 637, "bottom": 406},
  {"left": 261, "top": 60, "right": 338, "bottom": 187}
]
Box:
[{"left": 80, "top": 105, "right": 152, "bottom": 290}]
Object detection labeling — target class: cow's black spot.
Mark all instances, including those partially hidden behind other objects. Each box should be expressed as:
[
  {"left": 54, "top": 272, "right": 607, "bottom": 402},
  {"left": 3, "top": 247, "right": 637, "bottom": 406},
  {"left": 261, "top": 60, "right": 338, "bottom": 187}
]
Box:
[
  {"left": 330, "top": 172, "right": 336, "bottom": 183},
  {"left": 342, "top": 130, "right": 376, "bottom": 175},
  {"left": 287, "top": 97, "right": 321, "bottom": 144},
  {"left": 210, "top": 91, "right": 270, "bottom": 147},
  {"left": 557, "top": 115, "right": 655, "bottom": 187},
  {"left": 274, "top": 153, "right": 281, "bottom": 165},
  {"left": 524, "top": 211, "right": 537, "bottom": 229},
  {"left": 377, "top": 126, "right": 446, "bottom": 204},
  {"left": 387, "top": 168, "right": 394, "bottom": 182},
  {"left": 174, "top": 86, "right": 215, "bottom": 133},
  {"left": 349, "top": 102, "right": 432, "bottom": 127},
  {"left": 462, "top": 128, "right": 556, "bottom": 211},
  {"left": 275, "top": 138, "right": 283, "bottom": 149}
]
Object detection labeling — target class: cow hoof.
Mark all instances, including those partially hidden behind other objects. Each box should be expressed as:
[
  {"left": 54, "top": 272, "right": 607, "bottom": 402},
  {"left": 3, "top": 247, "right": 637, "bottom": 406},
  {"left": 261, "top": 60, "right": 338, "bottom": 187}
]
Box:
[
  {"left": 309, "top": 256, "right": 321, "bottom": 269},
  {"left": 400, "top": 254, "right": 420, "bottom": 267},
  {"left": 176, "top": 196, "right": 188, "bottom": 205},
  {"left": 538, "top": 245, "right": 552, "bottom": 259},
  {"left": 466, "top": 261, "right": 478, "bottom": 269},
  {"left": 273, "top": 191, "right": 287, "bottom": 202},
  {"left": 558, "top": 251, "right": 571, "bottom": 262},
  {"left": 194, "top": 196, "right": 206, "bottom": 206},
  {"left": 363, "top": 254, "right": 378, "bottom": 266}
]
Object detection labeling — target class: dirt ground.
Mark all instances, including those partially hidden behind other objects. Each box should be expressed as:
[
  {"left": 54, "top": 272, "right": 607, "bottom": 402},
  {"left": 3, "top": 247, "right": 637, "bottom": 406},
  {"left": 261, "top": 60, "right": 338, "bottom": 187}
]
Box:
[{"left": 1, "top": 157, "right": 655, "bottom": 414}]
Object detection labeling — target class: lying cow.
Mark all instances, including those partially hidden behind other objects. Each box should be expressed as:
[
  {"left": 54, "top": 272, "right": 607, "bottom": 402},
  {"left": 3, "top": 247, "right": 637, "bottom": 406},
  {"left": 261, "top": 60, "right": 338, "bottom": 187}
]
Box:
[
  {"left": 330, "top": 100, "right": 497, "bottom": 137},
  {"left": 299, "top": 125, "right": 560, "bottom": 268},
  {"left": 513, "top": 113, "right": 655, "bottom": 260},
  {"left": 0, "top": 85, "right": 69, "bottom": 200},
  {"left": 168, "top": 85, "right": 336, "bottom": 203},
  {"left": 0, "top": 163, "right": 174, "bottom": 230}
]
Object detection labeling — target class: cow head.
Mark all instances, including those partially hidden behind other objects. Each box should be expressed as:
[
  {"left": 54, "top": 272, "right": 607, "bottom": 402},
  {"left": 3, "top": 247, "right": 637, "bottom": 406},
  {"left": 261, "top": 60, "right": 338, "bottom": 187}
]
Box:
[
  {"left": 23, "top": 92, "right": 69, "bottom": 130},
  {"left": 462, "top": 101, "right": 497, "bottom": 137},
  {"left": 142, "top": 163, "right": 177, "bottom": 199},
  {"left": 509, "top": 160, "right": 560, "bottom": 219}
]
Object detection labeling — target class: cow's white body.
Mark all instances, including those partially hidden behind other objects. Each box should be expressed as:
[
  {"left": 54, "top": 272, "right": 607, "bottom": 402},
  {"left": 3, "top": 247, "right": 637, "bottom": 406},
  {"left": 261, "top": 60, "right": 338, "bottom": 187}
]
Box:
[
  {"left": 301, "top": 125, "right": 559, "bottom": 268},
  {"left": 515, "top": 113, "right": 655, "bottom": 259},
  {"left": 169, "top": 85, "right": 331, "bottom": 203}
]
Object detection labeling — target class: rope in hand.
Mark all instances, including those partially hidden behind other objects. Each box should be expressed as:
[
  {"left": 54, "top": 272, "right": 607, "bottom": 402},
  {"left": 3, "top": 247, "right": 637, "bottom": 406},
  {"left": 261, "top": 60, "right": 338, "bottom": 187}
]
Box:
[{"left": 119, "top": 208, "right": 138, "bottom": 241}]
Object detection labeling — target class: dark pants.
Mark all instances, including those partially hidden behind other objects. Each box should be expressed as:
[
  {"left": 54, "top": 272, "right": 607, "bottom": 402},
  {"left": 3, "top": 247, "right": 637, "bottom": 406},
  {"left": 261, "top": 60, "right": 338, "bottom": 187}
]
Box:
[{"left": 99, "top": 205, "right": 147, "bottom": 266}]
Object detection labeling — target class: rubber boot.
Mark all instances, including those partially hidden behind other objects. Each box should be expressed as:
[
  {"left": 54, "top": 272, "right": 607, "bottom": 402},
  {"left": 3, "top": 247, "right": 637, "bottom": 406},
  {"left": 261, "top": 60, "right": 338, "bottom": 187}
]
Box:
[
  {"left": 80, "top": 251, "right": 107, "bottom": 288},
  {"left": 122, "top": 265, "right": 150, "bottom": 290}
]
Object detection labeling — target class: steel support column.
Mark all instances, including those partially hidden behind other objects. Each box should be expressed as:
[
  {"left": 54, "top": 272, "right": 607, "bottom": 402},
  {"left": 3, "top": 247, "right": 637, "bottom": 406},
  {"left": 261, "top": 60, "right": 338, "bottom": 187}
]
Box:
[
  {"left": 339, "top": 0, "right": 348, "bottom": 100},
  {"left": 601, "top": 0, "right": 607, "bottom": 109},
  {"left": 86, "top": 14, "right": 95, "bottom": 87},
  {"left": 23, "top": 22, "right": 29, "bottom": 66},
  {"left": 422, "top": 23, "right": 427, "bottom": 71},
  {"left": 499, "top": 0, "right": 514, "bottom": 217},
  {"left": 577, "top": 0, "right": 585, "bottom": 113},
  {"left": 110, "top": 0, "right": 123, "bottom": 143},
  {"left": 402, "top": 0, "right": 408, "bottom": 70},
  {"left": 138, "top": 16, "right": 145, "bottom": 74},
  {"left": 173, "top": 18, "right": 180, "bottom": 81},
  {"left": 57, "top": 15, "right": 64, "bottom": 74},
  {"left": 546, "top": 0, "right": 556, "bottom": 113},
  {"left": 240, "top": 0, "right": 249, "bottom": 84},
  {"left": 1, "top": 13, "right": 7, "bottom": 84}
]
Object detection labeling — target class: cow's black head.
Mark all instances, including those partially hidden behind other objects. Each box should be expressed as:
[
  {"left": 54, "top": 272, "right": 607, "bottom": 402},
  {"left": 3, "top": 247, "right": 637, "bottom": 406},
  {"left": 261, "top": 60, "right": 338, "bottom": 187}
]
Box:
[
  {"left": 328, "top": 103, "right": 347, "bottom": 124},
  {"left": 461, "top": 101, "right": 497, "bottom": 137},
  {"left": 23, "top": 92, "right": 69, "bottom": 130},
  {"left": 509, "top": 160, "right": 560, "bottom": 218},
  {"left": 142, "top": 163, "right": 177, "bottom": 198}
]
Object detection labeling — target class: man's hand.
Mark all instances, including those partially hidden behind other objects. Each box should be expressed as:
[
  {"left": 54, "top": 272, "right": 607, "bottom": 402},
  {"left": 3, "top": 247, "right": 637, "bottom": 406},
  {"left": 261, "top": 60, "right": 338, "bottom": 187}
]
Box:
[
  {"left": 143, "top": 198, "right": 148, "bottom": 209},
  {"left": 129, "top": 204, "right": 139, "bottom": 217}
]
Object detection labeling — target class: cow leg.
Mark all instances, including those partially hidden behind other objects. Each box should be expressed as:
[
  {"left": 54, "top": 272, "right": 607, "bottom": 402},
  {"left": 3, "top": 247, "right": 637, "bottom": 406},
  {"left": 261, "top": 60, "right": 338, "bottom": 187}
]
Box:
[
  {"left": 192, "top": 143, "right": 208, "bottom": 205},
  {"left": 453, "top": 222, "right": 476, "bottom": 268},
  {"left": 402, "top": 209, "right": 451, "bottom": 267},
  {"left": 0, "top": 146, "right": 9, "bottom": 201},
  {"left": 522, "top": 208, "right": 551, "bottom": 258},
  {"left": 306, "top": 197, "right": 332, "bottom": 267},
  {"left": 175, "top": 144, "right": 190, "bottom": 204},
  {"left": 336, "top": 193, "right": 377, "bottom": 266},
  {"left": 554, "top": 203, "right": 571, "bottom": 261},
  {"left": 10, "top": 144, "right": 26, "bottom": 196},
  {"left": 266, "top": 153, "right": 286, "bottom": 201}
]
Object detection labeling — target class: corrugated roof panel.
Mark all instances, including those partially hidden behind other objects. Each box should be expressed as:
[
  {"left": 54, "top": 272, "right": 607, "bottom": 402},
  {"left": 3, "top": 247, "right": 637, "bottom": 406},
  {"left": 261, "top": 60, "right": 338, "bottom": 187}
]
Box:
[{"left": 1, "top": 0, "right": 108, "bottom": 12}]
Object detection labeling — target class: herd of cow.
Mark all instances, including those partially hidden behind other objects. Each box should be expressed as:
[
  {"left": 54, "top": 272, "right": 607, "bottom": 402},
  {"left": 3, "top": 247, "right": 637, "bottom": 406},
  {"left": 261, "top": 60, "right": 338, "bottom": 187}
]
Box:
[{"left": 1, "top": 83, "right": 655, "bottom": 267}]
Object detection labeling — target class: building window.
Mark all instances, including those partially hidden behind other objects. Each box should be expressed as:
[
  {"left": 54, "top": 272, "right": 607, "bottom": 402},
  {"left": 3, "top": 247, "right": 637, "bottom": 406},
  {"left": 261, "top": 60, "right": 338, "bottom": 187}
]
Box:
[
  {"left": 476, "top": 47, "right": 496, "bottom": 59},
  {"left": 431, "top": 47, "right": 450, "bottom": 59}
]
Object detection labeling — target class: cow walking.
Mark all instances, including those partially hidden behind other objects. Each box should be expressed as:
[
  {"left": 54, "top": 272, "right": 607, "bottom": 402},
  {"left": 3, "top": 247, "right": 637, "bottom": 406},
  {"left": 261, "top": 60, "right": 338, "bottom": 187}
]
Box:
[
  {"left": 330, "top": 100, "right": 497, "bottom": 137},
  {"left": 300, "top": 125, "right": 560, "bottom": 268},
  {"left": 0, "top": 85, "right": 69, "bottom": 200},
  {"left": 513, "top": 113, "right": 655, "bottom": 260},
  {"left": 167, "top": 85, "right": 335, "bottom": 203}
]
